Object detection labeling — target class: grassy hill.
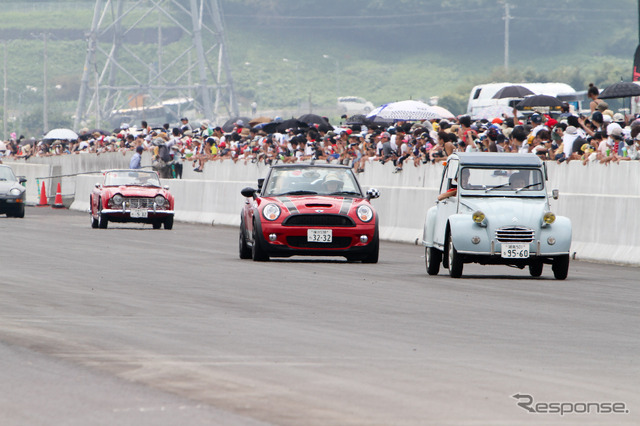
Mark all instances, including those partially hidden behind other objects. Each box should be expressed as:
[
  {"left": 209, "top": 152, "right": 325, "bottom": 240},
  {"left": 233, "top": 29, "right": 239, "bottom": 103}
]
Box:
[{"left": 0, "top": 1, "right": 634, "bottom": 137}]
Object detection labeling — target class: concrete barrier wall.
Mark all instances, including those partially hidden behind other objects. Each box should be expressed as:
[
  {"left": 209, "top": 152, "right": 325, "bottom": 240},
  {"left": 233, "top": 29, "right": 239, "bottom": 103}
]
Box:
[
  {"left": 27, "top": 153, "right": 640, "bottom": 266},
  {"left": 7, "top": 152, "right": 149, "bottom": 200}
]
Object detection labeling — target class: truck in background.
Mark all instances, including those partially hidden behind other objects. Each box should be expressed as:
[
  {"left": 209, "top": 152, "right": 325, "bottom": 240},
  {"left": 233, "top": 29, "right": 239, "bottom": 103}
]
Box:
[{"left": 466, "top": 82, "right": 579, "bottom": 119}]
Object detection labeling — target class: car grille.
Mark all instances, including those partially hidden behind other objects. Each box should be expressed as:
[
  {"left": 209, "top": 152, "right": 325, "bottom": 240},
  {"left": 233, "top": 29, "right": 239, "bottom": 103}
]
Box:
[
  {"left": 124, "top": 197, "right": 154, "bottom": 209},
  {"left": 286, "top": 236, "right": 352, "bottom": 249},
  {"left": 283, "top": 214, "right": 355, "bottom": 227},
  {"left": 495, "top": 226, "right": 535, "bottom": 243}
]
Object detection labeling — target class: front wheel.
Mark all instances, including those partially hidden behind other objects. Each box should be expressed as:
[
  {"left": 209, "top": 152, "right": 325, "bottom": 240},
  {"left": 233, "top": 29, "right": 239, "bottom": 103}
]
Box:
[
  {"left": 239, "top": 220, "right": 252, "bottom": 259},
  {"left": 529, "top": 260, "right": 543, "bottom": 277},
  {"left": 13, "top": 204, "right": 25, "bottom": 218},
  {"left": 426, "top": 246, "right": 441, "bottom": 276},
  {"left": 447, "top": 239, "right": 463, "bottom": 278},
  {"left": 552, "top": 254, "right": 570, "bottom": 280},
  {"left": 98, "top": 200, "right": 108, "bottom": 229},
  {"left": 164, "top": 216, "right": 174, "bottom": 230},
  {"left": 361, "top": 235, "right": 379, "bottom": 263},
  {"left": 251, "top": 224, "right": 269, "bottom": 261}
]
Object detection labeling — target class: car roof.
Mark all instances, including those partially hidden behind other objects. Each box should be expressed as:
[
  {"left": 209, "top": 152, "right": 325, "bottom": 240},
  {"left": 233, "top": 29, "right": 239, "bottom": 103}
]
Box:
[{"left": 450, "top": 152, "right": 543, "bottom": 167}]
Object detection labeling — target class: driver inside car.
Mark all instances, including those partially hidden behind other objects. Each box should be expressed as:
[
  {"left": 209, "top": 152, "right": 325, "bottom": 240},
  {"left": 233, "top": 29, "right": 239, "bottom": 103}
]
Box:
[
  {"left": 509, "top": 172, "right": 527, "bottom": 190},
  {"left": 323, "top": 173, "right": 343, "bottom": 193}
]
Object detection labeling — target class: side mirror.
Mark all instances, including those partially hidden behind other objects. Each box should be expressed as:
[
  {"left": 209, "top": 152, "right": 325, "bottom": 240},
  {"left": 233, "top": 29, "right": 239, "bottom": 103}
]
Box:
[
  {"left": 163, "top": 185, "right": 170, "bottom": 190},
  {"left": 241, "top": 187, "right": 257, "bottom": 198},
  {"left": 552, "top": 189, "right": 559, "bottom": 200},
  {"left": 257, "top": 178, "right": 264, "bottom": 190},
  {"left": 18, "top": 176, "right": 27, "bottom": 184},
  {"left": 367, "top": 188, "right": 380, "bottom": 200},
  {"left": 95, "top": 183, "right": 101, "bottom": 188}
]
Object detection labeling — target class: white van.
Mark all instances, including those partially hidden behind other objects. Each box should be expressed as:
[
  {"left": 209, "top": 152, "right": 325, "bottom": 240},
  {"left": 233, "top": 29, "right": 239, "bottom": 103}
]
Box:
[{"left": 466, "top": 82, "right": 577, "bottom": 118}]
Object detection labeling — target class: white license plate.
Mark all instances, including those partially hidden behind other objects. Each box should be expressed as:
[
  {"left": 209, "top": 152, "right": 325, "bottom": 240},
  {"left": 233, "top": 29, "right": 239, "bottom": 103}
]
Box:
[
  {"left": 130, "top": 208, "right": 148, "bottom": 218},
  {"left": 307, "top": 229, "right": 332, "bottom": 243},
  {"left": 501, "top": 243, "right": 529, "bottom": 258}
]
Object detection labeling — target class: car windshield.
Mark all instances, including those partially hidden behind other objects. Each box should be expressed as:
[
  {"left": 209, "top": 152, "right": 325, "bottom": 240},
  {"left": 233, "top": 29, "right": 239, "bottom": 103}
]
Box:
[
  {"left": 0, "top": 166, "right": 17, "bottom": 182},
  {"left": 263, "top": 167, "right": 362, "bottom": 197},
  {"left": 103, "top": 171, "right": 161, "bottom": 187},
  {"left": 458, "top": 167, "right": 544, "bottom": 193}
]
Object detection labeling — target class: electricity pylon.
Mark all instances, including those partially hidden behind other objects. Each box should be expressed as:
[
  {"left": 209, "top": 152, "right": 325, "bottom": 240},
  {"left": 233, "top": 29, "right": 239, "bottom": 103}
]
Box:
[{"left": 74, "top": 0, "right": 238, "bottom": 130}]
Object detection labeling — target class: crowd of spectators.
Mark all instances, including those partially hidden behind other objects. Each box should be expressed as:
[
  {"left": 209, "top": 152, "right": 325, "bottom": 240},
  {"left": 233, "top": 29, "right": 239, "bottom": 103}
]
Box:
[{"left": 2, "top": 84, "right": 640, "bottom": 176}]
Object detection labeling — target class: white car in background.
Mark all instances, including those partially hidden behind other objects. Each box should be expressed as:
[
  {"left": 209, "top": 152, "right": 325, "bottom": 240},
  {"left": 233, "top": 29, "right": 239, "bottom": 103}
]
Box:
[{"left": 337, "top": 96, "right": 375, "bottom": 115}]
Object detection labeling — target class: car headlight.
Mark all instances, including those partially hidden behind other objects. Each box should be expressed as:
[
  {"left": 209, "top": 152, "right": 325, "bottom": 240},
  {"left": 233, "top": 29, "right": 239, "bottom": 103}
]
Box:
[
  {"left": 357, "top": 205, "right": 373, "bottom": 222},
  {"left": 154, "top": 195, "right": 167, "bottom": 207},
  {"left": 262, "top": 203, "right": 281, "bottom": 221},
  {"left": 472, "top": 210, "right": 485, "bottom": 223},
  {"left": 9, "top": 188, "right": 21, "bottom": 196},
  {"left": 543, "top": 212, "right": 556, "bottom": 224},
  {"left": 112, "top": 194, "right": 124, "bottom": 205}
]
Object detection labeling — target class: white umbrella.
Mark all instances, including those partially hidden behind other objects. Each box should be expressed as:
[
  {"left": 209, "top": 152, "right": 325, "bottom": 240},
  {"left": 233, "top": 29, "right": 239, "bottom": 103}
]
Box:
[
  {"left": 429, "top": 105, "right": 456, "bottom": 120},
  {"left": 366, "top": 100, "right": 441, "bottom": 121},
  {"left": 43, "top": 128, "right": 79, "bottom": 140}
]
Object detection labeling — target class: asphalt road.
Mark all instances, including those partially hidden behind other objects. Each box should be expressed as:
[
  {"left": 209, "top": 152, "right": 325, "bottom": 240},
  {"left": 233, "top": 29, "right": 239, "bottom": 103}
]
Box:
[{"left": 1, "top": 207, "right": 638, "bottom": 425}]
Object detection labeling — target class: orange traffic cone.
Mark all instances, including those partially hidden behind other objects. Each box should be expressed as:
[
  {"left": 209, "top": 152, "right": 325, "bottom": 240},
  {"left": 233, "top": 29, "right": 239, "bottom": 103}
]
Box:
[
  {"left": 37, "top": 181, "right": 48, "bottom": 207},
  {"left": 52, "top": 182, "right": 64, "bottom": 209}
]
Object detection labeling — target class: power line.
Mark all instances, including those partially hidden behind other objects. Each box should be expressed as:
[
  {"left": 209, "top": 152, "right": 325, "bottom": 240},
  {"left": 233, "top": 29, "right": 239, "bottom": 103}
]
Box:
[{"left": 224, "top": 8, "right": 497, "bottom": 21}]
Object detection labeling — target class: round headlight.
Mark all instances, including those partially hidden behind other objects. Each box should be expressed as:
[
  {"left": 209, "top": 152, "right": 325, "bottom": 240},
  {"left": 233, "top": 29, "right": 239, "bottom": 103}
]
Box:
[
  {"left": 357, "top": 205, "right": 373, "bottom": 222},
  {"left": 9, "top": 188, "right": 21, "bottom": 196},
  {"left": 112, "top": 194, "right": 124, "bottom": 205},
  {"left": 472, "top": 210, "right": 485, "bottom": 223},
  {"left": 154, "top": 195, "right": 166, "bottom": 207},
  {"left": 262, "top": 203, "right": 281, "bottom": 221},
  {"left": 543, "top": 212, "right": 556, "bottom": 224}
]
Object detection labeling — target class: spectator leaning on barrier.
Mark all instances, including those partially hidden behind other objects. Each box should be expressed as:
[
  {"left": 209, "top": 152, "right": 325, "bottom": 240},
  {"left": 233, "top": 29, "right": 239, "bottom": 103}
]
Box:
[
  {"left": 129, "top": 145, "right": 144, "bottom": 169},
  {"left": 510, "top": 125, "right": 528, "bottom": 154}
]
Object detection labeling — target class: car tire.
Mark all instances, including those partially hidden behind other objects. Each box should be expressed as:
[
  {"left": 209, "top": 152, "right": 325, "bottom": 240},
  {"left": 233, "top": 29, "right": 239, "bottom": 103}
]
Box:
[
  {"left": 361, "top": 234, "right": 379, "bottom": 264},
  {"left": 251, "top": 222, "right": 269, "bottom": 261},
  {"left": 442, "top": 236, "right": 450, "bottom": 269},
  {"left": 152, "top": 221, "right": 162, "bottom": 229},
  {"left": 426, "top": 246, "right": 441, "bottom": 276},
  {"left": 98, "top": 200, "right": 108, "bottom": 229},
  {"left": 552, "top": 254, "right": 569, "bottom": 280},
  {"left": 13, "top": 204, "right": 25, "bottom": 218},
  {"left": 239, "top": 219, "right": 252, "bottom": 259},
  {"left": 164, "top": 216, "right": 174, "bottom": 230},
  {"left": 447, "top": 239, "right": 463, "bottom": 278},
  {"left": 529, "top": 260, "right": 543, "bottom": 277}
]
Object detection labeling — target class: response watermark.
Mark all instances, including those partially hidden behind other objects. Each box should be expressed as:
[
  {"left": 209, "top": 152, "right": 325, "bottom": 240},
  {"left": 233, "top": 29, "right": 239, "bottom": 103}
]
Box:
[{"left": 512, "top": 393, "right": 629, "bottom": 416}]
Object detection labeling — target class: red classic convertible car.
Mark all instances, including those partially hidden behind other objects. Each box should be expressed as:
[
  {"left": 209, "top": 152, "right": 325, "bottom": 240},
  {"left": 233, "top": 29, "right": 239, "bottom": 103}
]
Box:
[
  {"left": 90, "top": 169, "right": 174, "bottom": 229},
  {"left": 239, "top": 164, "right": 380, "bottom": 262}
]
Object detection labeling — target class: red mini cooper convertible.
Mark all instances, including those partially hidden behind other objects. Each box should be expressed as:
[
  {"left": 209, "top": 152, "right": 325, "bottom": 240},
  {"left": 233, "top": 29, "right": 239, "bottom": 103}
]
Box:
[
  {"left": 239, "top": 164, "right": 380, "bottom": 262},
  {"left": 90, "top": 169, "right": 175, "bottom": 229}
]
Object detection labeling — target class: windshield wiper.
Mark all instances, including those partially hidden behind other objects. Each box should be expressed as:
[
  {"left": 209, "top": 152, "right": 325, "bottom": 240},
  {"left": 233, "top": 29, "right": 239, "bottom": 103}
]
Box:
[
  {"left": 515, "top": 183, "right": 542, "bottom": 193},
  {"left": 485, "top": 183, "right": 510, "bottom": 193},
  {"left": 327, "top": 191, "right": 362, "bottom": 197},
  {"left": 278, "top": 190, "right": 318, "bottom": 196}
]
